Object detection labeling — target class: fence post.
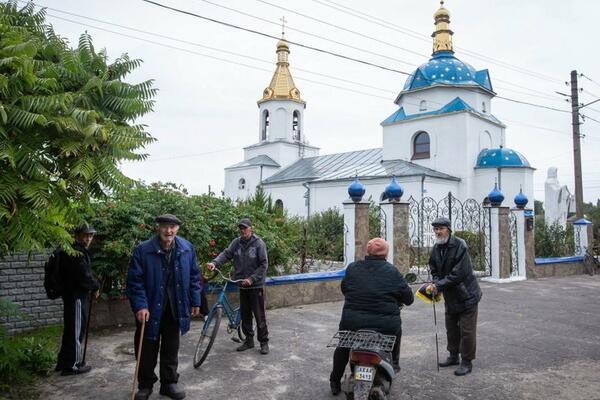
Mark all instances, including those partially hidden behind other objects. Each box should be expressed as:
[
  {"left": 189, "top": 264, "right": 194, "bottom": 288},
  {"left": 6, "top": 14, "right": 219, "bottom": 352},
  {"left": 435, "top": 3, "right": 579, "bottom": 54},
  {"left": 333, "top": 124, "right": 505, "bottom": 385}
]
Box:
[
  {"left": 343, "top": 200, "right": 370, "bottom": 265},
  {"left": 511, "top": 208, "right": 527, "bottom": 279},
  {"left": 523, "top": 209, "right": 536, "bottom": 278},
  {"left": 573, "top": 218, "right": 593, "bottom": 256},
  {"left": 380, "top": 200, "right": 410, "bottom": 274},
  {"left": 484, "top": 205, "right": 512, "bottom": 282}
]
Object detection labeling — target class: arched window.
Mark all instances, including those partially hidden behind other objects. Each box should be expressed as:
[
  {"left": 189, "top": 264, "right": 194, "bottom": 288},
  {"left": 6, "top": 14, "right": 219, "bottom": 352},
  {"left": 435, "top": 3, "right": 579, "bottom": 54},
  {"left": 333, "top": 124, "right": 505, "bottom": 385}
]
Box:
[
  {"left": 412, "top": 131, "right": 430, "bottom": 160},
  {"left": 238, "top": 178, "right": 246, "bottom": 190},
  {"left": 261, "top": 110, "right": 269, "bottom": 141},
  {"left": 482, "top": 101, "right": 487, "bottom": 113},
  {"left": 419, "top": 100, "right": 427, "bottom": 111},
  {"left": 480, "top": 130, "right": 492, "bottom": 150},
  {"left": 292, "top": 110, "right": 300, "bottom": 141},
  {"left": 275, "top": 199, "right": 283, "bottom": 213}
]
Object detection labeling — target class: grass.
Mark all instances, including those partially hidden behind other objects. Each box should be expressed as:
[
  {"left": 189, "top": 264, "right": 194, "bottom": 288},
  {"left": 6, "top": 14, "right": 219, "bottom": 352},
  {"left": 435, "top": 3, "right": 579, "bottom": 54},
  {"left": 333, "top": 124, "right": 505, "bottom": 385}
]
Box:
[{"left": 0, "top": 324, "right": 62, "bottom": 400}]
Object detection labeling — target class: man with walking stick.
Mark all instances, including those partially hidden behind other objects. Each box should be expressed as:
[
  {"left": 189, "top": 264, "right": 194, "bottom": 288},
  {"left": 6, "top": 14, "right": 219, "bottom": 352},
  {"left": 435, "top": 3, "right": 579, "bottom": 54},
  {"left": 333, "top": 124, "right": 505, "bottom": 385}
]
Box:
[
  {"left": 55, "top": 223, "right": 100, "bottom": 376},
  {"left": 126, "top": 214, "right": 202, "bottom": 400},
  {"left": 427, "top": 217, "right": 482, "bottom": 376}
]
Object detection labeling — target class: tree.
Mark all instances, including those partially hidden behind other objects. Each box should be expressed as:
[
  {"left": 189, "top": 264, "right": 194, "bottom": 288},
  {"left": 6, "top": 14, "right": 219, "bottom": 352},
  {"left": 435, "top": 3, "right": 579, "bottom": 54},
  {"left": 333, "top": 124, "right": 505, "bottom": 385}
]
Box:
[{"left": 0, "top": 2, "right": 156, "bottom": 253}]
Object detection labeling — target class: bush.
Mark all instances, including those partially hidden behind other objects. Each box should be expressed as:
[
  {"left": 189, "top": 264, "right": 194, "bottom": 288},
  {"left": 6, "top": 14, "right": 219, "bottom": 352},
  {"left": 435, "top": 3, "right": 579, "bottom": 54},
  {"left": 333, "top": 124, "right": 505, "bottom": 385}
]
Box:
[
  {"left": 84, "top": 183, "right": 304, "bottom": 296},
  {"left": 534, "top": 219, "right": 574, "bottom": 257},
  {"left": 304, "top": 208, "right": 344, "bottom": 263},
  {"left": 454, "top": 230, "right": 487, "bottom": 271},
  {"left": 0, "top": 299, "right": 61, "bottom": 399}
]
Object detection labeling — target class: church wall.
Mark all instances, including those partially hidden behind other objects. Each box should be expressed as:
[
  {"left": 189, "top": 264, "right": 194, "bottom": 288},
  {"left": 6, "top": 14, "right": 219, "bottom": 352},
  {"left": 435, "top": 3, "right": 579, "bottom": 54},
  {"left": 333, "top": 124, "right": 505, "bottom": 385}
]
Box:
[
  {"left": 398, "top": 86, "right": 493, "bottom": 115},
  {"left": 257, "top": 100, "right": 305, "bottom": 142},
  {"left": 263, "top": 182, "right": 308, "bottom": 217},
  {"left": 245, "top": 141, "right": 318, "bottom": 169},
  {"left": 225, "top": 165, "right": 279, "bottom": 201},
  {"left": 473, "top": 168, "right": 534, "bottom": 205}
]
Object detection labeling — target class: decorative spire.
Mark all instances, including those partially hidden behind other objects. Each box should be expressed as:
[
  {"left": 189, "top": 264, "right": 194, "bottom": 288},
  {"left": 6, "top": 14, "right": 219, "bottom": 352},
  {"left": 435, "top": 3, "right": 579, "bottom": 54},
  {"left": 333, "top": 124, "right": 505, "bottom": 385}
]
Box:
[
  {"left": 432, "top": 0, "right": 454, "bottom": 55},
  {"left": 258, "top": 20, "right": 305, "bottom": 105}
]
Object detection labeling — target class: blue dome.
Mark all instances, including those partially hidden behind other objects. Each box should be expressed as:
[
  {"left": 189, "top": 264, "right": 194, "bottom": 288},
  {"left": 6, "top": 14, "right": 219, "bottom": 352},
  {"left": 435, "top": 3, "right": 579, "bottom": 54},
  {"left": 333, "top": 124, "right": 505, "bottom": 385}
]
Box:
[
  {"left": 476, "top": 147, "right": 531, "bottom": 169},
  {"left": 384, "top": 176, "right": 403, "bottom": 201},
  {"left": 403, "top": 51, "right": 492, "bottom": 92},
  {"left": 348, "top": 176, "right": 365, "bottom": 202},
  {"left": 488, "top": 183, "right": 504, "bottom": 206},
  {"left": 514, "top": 188, "right": 528, "bottom": 209}
]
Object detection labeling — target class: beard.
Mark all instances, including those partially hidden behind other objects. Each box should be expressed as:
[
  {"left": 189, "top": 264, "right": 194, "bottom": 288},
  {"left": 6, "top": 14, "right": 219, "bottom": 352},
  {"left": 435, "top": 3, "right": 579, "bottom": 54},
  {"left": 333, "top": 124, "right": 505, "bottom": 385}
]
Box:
[{"left": 435, "top": 234, "right": 449, "bottom": 245}]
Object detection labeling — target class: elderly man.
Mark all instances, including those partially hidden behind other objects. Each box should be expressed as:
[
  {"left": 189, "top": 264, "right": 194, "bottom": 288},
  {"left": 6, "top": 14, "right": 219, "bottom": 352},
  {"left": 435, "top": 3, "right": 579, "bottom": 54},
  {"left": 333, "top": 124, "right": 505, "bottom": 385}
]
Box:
[
  {"left": 428, "top": 217, "right": 482, "bottom": 376},
  {"left": 126, "top": 214, "right": 202, "bottom": 400},
  {"left": 329, "top": 238, "right": 414, "bottom": 395},
  {"left": 55, "top": 223, "right": 100, "bottom": 376},
  {"left": 207, "top": 217, "right": 270, "bottom": 355}
]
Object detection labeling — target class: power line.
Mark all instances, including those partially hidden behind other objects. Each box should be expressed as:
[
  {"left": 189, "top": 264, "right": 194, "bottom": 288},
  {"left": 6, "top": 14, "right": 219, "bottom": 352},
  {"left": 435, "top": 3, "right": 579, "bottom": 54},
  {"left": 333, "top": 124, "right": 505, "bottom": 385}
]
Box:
[
  {"left": 581, "top": 73, "right": 600, "bottom": 89},
  {"left": 141, "top": 0, "right": 412, "bottom": 76},
  {"left": 309, "top": 0, "right": 564, "bottom": 84}
]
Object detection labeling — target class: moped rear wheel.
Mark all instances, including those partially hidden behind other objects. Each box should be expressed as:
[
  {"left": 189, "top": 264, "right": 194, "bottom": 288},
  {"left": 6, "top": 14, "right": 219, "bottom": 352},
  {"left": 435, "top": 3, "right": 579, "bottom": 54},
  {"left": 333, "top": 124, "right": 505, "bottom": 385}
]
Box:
[{"left": 193, "top": 306, "right": 222, "bottom": 368}]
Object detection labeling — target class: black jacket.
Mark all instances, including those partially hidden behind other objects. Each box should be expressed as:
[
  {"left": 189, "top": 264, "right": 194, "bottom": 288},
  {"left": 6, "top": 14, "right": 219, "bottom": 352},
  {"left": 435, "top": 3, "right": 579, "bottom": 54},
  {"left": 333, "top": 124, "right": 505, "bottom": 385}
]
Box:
[
  {"left": 60, "top": 243, "right": 100, "bottom": 297},
  {"left": 339, "top": 256, "right": 414, "bottom": 334},
  {"left": 213, "top": 234, "right": 268, "bottom": 288},
  {"left": 429, "top": 235, "right": 482, "bottom": 314}
]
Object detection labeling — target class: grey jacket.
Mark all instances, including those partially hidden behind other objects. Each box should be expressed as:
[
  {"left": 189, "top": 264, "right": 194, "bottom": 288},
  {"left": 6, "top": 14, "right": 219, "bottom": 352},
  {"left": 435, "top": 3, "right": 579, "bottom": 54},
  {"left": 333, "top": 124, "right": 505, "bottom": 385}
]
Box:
[{"left": 212, "top": 234, "right": 268, "bottom": 288}]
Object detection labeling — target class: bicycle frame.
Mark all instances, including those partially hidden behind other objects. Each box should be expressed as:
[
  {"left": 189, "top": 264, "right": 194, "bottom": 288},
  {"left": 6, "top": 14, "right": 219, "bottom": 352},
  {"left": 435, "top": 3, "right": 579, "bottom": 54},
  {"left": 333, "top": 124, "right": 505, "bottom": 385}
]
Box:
[{"left": 203, "top": 280, "right": 241, "bottom": 334}]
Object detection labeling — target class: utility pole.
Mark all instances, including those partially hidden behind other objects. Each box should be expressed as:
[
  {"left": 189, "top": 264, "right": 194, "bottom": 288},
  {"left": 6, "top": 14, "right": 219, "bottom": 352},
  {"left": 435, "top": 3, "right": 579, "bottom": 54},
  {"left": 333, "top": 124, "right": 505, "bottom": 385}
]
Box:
[{"left": 570, "top": 70, "right": 584, "bottom": 219}]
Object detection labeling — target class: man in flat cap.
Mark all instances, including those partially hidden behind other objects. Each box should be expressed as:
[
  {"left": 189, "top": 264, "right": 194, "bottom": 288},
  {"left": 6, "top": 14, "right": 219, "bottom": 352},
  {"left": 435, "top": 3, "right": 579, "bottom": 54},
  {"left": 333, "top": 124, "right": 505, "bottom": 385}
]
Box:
[
  {"left": 55, "top": 223, "right": 100, "bottom": 375},
  {"left": 207, "top": 217, "right": 270, "bottom": 355},
  {"left": 126, "top": 214, "right": 202, "bottom": 400},
  {"left": 427, "top": 217, "right": 482, "bottom": 376}
]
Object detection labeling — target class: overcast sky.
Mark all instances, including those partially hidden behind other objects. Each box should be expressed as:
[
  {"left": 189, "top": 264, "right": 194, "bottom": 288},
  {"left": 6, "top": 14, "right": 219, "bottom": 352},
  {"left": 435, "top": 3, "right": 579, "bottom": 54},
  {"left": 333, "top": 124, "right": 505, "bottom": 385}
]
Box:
[{"left": 30, "top": 0, "right": 600, "bottom": 203}]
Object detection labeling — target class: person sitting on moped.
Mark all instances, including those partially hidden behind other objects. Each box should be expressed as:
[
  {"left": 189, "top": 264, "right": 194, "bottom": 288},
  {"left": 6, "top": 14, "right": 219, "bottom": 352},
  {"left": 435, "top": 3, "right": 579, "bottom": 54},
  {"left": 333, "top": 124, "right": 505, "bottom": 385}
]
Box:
[{"left": 329, "top": 238, "right": 414, "bottom": 395}]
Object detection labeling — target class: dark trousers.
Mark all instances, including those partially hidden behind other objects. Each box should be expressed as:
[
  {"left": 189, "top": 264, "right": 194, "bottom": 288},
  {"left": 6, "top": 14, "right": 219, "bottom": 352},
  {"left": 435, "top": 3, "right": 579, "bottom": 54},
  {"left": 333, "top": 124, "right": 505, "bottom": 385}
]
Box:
[
  {"left": 445, "top": 305, "right": 478, "bottom": 361},
  {"left": 239, "top": 287, "right": 269, "bottom": 343},
  {"left": 57, "top": 294, "right": 88, "bottom": 371},
  {"left": 134, "top": 308, "right": 180, "bottom": 389},
  {"left": 330, "top": 329, "right": 402, "bottom": 383}
]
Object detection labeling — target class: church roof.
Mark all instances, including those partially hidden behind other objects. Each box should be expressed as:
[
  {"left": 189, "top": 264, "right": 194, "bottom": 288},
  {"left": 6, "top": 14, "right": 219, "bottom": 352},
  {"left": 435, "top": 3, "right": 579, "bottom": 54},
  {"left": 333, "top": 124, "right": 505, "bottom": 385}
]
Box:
[
  {"left": 401, "top": 52, "right": 493, "bottom": 94},
  {"left": 381, "top": 97, "right": 503, "bottom": 126},
  {"left": 475, "top": 147, "right": 532, "bottom": 169},
  {"left": 258, "top": 36, "right": 304, "bottom": 105},
  {"left": 261, "top": 148, "right": 460, "bottom": 185},
  {"left": 225, "top": 154, "right": 280, "bottom": 170}
]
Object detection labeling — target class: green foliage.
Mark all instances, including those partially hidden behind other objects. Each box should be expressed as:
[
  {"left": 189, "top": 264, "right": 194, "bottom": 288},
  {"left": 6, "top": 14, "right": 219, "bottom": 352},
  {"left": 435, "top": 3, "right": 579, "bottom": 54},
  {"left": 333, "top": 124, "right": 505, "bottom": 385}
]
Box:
[
  {"left": 0, "top": 1, "right": 156, "bottom": 254},
  {"left": 303, "top": 208, "right": 344, "bottom": 263},
  {"left": 0, "top": 299, "right": 61, "bottom": 399},
  {"left": 534, "top": 200, "right": 544, "bottom": 216},
  {"left": 534, "top": 219, "right": 574, "bottom": 258},
  {"left": 84, "top": 183, "right": 302, "bottom": 296},
  {"left": 454, "top": 230, "right": 486, "bottom": 271}
]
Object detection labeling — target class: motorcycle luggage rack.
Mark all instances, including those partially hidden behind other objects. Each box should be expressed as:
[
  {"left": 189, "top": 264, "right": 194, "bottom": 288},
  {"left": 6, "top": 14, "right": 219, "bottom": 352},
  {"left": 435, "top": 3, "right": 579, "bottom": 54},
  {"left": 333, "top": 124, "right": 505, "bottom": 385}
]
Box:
[{"left": 327, "top": 330, "right": 396, "bottom": 352}]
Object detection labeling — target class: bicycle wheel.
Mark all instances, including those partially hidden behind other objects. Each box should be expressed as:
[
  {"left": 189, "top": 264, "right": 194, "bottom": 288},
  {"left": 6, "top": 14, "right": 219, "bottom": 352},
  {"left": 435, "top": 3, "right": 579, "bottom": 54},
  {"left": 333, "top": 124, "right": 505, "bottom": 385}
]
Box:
[{"left": 193, "top": 306, "right": 222, "bottom": 368}]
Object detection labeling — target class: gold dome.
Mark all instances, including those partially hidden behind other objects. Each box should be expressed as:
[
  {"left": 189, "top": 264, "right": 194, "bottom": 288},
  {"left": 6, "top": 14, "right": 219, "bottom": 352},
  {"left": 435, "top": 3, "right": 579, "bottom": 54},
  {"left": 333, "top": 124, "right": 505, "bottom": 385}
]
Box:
[
  {"left": 258, "top": 36, "right": 304, "bottom": 105},
  {"left": 434, "top": 1, "right": 450, "bottom": 18},
  {"left": 432, "top": 0, "right": 454, "bottom": 54}
]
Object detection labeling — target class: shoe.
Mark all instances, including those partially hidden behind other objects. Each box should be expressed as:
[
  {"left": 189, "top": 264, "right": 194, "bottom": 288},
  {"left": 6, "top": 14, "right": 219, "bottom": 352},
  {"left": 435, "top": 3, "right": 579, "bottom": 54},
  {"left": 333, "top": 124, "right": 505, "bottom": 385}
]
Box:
[
  {"left": 454, "top": 360, "right": 473, "bottom": 376},
  {"left": 438, "top": 354, "right": 459, "bottom": 367},
  {"left": 134, "top": 387, "right": 153, "bottom": 400},
  {"left": 260, "top": 342, "right": 269, "bottom": 355},
  {"left": 330, "top": 380, "right": 341, "bottom": 396},
  {"left": 60, "top": 364, "right": 92, "bottom": 376},
  {"left": 159, "top": 383, "right": 186, "bottom": 399},
  {"left": 236, "top": 339, "right": 255, "bottom": 352},
  {"left": 392, "top": 362, "right": 401, "bottom": 373}
]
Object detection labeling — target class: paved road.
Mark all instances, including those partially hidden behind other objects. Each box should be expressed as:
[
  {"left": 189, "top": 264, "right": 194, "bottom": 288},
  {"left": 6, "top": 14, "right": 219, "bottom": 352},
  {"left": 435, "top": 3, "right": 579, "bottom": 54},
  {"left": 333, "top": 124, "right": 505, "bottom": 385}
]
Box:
[{"left": 39, "top": 275, "right": 600, "bottom": 400}]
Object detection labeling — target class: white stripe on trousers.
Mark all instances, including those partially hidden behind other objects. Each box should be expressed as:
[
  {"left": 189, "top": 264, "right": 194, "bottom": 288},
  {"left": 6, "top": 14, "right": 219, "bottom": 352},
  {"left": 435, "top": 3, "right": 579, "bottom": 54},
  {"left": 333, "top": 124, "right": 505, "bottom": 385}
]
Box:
[{"left": 72, "top": 298, "right": 83, "bottom": 370}]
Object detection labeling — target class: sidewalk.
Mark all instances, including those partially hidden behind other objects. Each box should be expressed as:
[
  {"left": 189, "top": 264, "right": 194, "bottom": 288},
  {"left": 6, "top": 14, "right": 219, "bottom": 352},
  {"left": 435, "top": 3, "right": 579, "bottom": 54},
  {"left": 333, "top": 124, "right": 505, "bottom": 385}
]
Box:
[{"left": 38, "top": 275, "right": 600, "bottom": 399}]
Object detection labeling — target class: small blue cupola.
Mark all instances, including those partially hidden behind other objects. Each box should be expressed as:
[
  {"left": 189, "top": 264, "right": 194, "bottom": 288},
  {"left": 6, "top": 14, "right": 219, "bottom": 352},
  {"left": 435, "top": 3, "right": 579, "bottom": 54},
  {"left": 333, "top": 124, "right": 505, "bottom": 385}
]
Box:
[{"left": 348, "top": 176, "right": 366, "bottom": 202}]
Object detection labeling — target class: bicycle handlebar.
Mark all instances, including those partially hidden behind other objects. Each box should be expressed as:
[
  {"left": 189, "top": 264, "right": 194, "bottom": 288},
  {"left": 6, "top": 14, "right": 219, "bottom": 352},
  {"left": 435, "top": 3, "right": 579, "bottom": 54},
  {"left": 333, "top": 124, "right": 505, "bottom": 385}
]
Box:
[{"left": 206, "top": 266, "right": 245, "bottom": 284}]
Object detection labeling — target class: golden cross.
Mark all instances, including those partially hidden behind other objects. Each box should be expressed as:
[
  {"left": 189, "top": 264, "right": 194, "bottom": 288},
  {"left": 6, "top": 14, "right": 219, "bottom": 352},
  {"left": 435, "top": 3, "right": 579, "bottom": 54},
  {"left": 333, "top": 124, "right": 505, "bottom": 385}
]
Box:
[{"left": 280, "top": 16, "right": 287, "bottom": 36}]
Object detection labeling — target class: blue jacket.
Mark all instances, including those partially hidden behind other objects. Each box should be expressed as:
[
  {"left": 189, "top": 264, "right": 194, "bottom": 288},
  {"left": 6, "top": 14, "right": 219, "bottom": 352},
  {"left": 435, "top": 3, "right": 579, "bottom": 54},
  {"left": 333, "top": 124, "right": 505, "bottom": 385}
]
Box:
[{"left": 126, "top": 235, "right": 202, "bottom": 340}]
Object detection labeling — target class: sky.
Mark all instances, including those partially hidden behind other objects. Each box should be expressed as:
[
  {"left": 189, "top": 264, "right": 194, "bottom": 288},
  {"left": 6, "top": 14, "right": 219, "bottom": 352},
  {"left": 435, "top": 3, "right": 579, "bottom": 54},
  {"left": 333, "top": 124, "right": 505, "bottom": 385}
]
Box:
[{"left": 24, "top": 0, "right": 600, "bottom": 203}]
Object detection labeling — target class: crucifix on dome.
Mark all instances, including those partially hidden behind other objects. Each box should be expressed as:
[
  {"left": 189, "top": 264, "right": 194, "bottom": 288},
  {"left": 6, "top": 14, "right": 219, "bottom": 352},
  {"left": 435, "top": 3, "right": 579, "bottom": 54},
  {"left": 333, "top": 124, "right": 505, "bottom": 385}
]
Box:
[{"left": 280, "top": 16, "right": 287, "bottom": 37}]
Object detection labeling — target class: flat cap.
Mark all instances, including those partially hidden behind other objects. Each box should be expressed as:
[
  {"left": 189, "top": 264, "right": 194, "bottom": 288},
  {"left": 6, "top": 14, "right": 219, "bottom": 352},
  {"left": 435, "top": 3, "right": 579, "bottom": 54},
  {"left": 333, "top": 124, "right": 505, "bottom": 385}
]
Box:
[
  {"left": 155, "top": 214, "right": 182, "bottom": 225},
  {"left": 74, "top": 223, "right": 97, "bottom": 234},
  {"left": 431, "top": 217, "right": 451, "bottom": 229},
  {"left": 238, "top": 218, "right": 252, "bottom": 228}
]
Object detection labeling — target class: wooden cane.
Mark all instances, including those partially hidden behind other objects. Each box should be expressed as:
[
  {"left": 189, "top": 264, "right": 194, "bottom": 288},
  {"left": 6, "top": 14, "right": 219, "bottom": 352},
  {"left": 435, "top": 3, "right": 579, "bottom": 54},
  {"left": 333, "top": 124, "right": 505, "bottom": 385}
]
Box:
[
  {"left": 131, "top": 318, "right": 146, "bottom": 400},
  {"left": 81, "top": 295, "right": 93, "bottom": 365}
]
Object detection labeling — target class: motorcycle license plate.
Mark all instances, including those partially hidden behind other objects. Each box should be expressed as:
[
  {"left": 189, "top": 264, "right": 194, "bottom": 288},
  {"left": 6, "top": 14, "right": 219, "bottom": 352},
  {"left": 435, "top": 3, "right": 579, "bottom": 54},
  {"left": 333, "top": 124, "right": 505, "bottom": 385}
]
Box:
[{"left": 354, "top": 366, "right": 374, "bottom": 382}]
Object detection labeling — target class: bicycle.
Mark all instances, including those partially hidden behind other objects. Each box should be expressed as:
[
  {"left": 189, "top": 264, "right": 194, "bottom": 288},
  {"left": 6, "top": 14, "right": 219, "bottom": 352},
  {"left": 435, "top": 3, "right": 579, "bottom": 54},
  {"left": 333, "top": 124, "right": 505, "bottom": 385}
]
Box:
[
  {"left": 583, "top": 247, "right": 600, "bottom": 276},
  {"left": 193, "top": 268, "right": 246, "bottom": 368}
]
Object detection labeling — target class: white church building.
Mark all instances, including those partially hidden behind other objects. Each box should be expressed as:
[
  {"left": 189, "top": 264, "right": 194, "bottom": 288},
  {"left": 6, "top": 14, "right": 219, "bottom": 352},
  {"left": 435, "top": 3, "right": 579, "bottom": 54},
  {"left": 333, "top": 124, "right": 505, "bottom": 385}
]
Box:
[{"left": 224, "top": 3, "right": 534, "bottom": 217}]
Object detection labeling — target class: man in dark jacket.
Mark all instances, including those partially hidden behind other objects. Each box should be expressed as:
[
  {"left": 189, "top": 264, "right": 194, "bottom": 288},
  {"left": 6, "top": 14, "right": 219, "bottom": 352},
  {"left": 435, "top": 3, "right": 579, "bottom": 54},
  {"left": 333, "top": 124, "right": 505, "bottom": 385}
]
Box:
[
  {"left": 329, "top": 238, "right": 414, "bottom": 395},
  {"left": 55, "top": 223, "right": 100, "bottom": 376},
  {"left": 207, "top": 218, "right": 269, "bottom": 354},
  {"left": 126, "top": 214, "right": 202, "bottom": 400},
  {"left": 428, "top": 217, "right": 482, "bottom": 376}
]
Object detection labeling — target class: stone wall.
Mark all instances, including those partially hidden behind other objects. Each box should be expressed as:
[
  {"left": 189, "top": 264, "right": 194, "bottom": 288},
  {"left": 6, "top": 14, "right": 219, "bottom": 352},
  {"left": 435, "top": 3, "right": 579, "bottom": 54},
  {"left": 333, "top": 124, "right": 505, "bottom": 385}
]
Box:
[
  {"left": 530, "top": 258, "right": 586, "bottom": 279},
  {"left": 0, "top": 252, "right": 63, "bottom": 334}
]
